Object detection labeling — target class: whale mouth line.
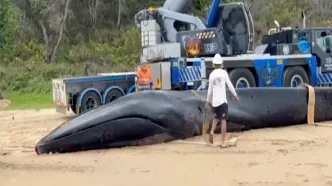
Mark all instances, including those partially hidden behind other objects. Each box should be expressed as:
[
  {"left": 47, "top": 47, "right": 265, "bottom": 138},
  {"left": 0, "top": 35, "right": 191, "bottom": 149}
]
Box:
[
  {"left": 45, "top": 115, "right": 168, "bottom": 143},
  {"left": 35, "top": 116, "right": 171, "bottom": 154},
  {"left": 109, "top": 115, "right": 169, "bottom": 130}
]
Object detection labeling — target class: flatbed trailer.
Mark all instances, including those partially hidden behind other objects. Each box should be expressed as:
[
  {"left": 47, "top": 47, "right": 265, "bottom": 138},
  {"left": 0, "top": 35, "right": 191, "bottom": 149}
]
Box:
[{"left": 52, "top": 72, "right": 136, "bottom": 114}]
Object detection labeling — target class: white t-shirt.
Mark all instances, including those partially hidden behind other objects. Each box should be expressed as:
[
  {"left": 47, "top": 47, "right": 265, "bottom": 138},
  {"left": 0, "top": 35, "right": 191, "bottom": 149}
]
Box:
[{"left": 207, "top": 68, "right": 237, "bottom": 107}]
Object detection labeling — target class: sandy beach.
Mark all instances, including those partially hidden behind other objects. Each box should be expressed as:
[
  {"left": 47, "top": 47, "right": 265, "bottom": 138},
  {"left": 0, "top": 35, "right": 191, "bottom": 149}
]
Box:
[{"left": 1, "top": 108, "right": 332, "bottom": 186}]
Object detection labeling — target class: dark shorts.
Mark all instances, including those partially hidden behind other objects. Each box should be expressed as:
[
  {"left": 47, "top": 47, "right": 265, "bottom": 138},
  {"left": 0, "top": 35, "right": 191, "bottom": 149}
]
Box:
[{"left": 213, "top": 103, "right": 228, "bottom": 120}]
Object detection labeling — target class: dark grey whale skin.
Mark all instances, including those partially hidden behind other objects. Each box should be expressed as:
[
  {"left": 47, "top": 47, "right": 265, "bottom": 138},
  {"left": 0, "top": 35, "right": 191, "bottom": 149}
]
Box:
[{"left": 35, "top": 87, "right": 332, "bottom": 154}]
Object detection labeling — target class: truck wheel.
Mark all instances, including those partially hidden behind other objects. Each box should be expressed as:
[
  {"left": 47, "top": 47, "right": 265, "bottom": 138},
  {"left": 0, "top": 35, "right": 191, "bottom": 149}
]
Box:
[
  {"left": 283, "top": 66, "right": 309, "bottom": 87},
  {"left": 229, "top": 68, "right": 256, "bottom": 88},
  {"left": 80, "top": 91, "right": 101, "bottom": 113},
  {"left": 105, "top": 89, "right": 124, "bottom": 104}
]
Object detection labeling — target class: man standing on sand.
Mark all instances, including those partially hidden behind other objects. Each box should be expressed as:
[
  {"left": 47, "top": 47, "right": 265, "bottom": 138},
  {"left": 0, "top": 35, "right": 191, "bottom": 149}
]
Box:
[{"left": 205, "top": 53, "right": 239, "bottom": 148}]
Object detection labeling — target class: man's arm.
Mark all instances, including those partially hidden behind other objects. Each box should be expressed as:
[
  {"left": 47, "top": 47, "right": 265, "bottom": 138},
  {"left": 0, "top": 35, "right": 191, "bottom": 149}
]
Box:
[
  {"left": 225, "top": 73, "right": 238, "bottom": 98},
  {"left": 206, "top": 75, "right": 213, "bottom": 104}
]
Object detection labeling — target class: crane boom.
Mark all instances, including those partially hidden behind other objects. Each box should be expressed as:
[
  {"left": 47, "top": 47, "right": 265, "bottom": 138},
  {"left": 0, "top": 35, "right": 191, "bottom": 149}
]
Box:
[
  {"left": 205, "top": 0, "right": 222, "bottom": 27},
  {"left": 134, "top": 0, "right": 254, "bottom": 60},
  {"left": 162, "top": 0, "right": 191, "bottom": 13}
]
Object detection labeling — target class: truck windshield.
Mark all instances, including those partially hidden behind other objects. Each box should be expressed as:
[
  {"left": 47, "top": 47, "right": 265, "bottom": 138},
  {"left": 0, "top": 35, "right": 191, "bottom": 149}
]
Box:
[
  {"left": 216, "top": 3, "right": 249, "bottom": 54},
  {"left": 316, "top": 35, "right": 332, "bottom": 54}
]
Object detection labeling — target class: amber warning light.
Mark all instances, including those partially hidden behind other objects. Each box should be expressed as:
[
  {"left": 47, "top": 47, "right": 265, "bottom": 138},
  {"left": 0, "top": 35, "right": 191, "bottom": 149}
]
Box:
[
  {"left": 156, "top": 78, "right": 161, "bottom": 89},
  {"left": 185, "top": 39, "right": 200, "bottom": 57},
  {"left": 148, "top": 6, "right": 155, "bottom": 13},
  {"left": 196, "top": 31, "right": 215, "bottom": 39}
]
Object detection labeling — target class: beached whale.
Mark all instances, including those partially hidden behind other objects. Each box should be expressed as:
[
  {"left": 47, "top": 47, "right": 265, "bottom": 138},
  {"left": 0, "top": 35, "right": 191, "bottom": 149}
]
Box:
[{"left": 35, "top": 87, "right": 332, "bottom": 154}]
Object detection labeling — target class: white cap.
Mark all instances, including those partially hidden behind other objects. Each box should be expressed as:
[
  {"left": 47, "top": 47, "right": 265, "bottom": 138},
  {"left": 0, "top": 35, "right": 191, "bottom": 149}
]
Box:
[
  {"left": 212, "top": 53, "right": 223, "bottom": 65},
  {"left": 140, "top": 56, "right": 148, "bottom": 64}
]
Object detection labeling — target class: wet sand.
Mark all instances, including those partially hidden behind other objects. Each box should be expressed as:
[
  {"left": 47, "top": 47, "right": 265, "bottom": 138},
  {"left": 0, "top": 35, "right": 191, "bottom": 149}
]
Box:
[{"left": 1, "top": 109, "right": 332, "bottom": 186}]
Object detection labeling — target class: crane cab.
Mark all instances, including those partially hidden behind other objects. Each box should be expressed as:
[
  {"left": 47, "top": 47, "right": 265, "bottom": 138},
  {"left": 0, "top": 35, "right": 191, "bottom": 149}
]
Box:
[
  {"left": 176, "top": 2, "right": 255, "bottom": 57},
  {"left": 214, "top": 2, "right": 255, "bottom": 54}
]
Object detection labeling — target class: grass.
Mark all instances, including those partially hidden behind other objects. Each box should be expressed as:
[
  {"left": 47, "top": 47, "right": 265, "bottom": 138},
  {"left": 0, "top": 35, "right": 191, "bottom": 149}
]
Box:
[{"left": 2, "top": 92, "right": 53, "bottom": 110}]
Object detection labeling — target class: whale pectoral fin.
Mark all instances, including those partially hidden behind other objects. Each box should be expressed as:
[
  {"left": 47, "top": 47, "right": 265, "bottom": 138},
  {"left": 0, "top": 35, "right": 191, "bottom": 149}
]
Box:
[
  {"left": 104, "top": 133, "right": 176, "bottom": 148},
  {"left": 214, "top": 122, "right": 246, "bottom": 133},
  {"left": 136, "top": 133, "right": 176, "bottom": 146}
]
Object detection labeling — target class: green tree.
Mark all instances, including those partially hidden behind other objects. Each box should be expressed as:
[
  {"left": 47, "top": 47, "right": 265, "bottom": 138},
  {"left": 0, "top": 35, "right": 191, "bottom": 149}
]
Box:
[
  {"left": 266, "top": 0, "right": 309, "bottom": 27},
  {"left": 0, "top": 0, "right": 20, "bottom": 62}
]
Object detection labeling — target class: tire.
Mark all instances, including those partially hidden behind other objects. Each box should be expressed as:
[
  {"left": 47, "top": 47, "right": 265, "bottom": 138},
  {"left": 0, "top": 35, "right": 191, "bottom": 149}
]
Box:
[
  {"left": 80, "top": 91, "right": 101, "bottom": 113},
  {"left": 228, "top": 68, "right": 256, "bottom": 88},
  {"left": 282, "top": 66, "right": 309, "bottom": 87},
  {"left": 104, "top": 89, "right": 124, "bottom": 104}
]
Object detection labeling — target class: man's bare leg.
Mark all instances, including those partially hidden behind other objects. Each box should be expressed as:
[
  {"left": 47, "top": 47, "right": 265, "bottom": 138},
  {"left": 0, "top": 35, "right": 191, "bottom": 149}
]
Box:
[
  {"left": 221, "top": 119, "right": 227, "bottom": 147},
  {"left": 209, "top": 119, "right": 219, "bottom": 144}
]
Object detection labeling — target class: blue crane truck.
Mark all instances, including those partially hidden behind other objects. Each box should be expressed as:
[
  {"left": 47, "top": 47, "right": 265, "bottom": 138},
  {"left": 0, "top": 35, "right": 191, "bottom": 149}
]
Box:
[{"left": 52, "top": 0, "right": 332, "bottom": 115}]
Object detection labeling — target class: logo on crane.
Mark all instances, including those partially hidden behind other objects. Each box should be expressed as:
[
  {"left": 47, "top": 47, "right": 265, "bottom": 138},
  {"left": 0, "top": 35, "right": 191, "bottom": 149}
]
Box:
[
  {"left": 282, "top": 45, "right": 290, "bottom": 55},
  {"left": 204, "top": 43, "right": 218, "bottom": 53},
  {"left": 261, "top": 61, "right": 278, "bottom": 86}
]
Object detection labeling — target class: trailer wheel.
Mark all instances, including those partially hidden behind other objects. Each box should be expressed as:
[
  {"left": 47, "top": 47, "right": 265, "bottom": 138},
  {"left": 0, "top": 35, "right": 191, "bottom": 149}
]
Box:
[
  {"left": 283, "top": 66, "right": 309, "bottom": 87},
  {"left": 105, "top": 89, "right": 124, "bottom": 104},
  {"left": 229, "top": 68, "right": 256, "bottom": 88},
  {"left": 80, "top": 91, "right": 101, "bottom": 113}
]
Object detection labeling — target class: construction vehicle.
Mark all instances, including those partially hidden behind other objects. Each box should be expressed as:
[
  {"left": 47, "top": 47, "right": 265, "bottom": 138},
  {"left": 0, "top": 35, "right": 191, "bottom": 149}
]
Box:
[
  {"left": 135, "top": 0, "right": 332, "bottom": 88},
  {"left": 52, "top": 0, "right": 332, "bottom": 115}
]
